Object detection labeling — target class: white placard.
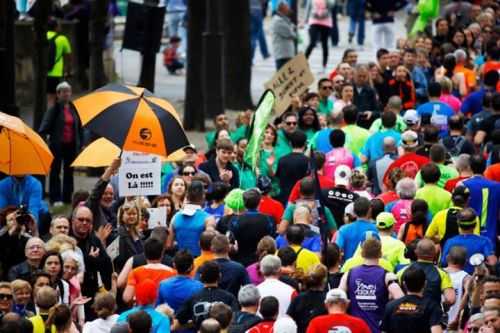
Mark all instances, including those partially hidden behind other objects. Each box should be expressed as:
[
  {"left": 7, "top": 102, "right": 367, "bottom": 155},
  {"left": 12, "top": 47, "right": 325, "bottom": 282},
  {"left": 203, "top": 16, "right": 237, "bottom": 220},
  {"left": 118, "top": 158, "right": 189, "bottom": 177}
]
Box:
[
  {"left": 147, "top": 207, "right": 167, "bottom": 229},
  {"left": 118, "top": 151, "right": 162, "bottom": 197}
]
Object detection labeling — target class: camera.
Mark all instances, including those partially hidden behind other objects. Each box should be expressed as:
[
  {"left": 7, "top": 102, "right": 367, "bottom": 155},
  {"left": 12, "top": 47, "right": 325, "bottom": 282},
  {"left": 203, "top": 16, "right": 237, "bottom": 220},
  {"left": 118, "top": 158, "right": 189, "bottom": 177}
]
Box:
[{"left": 16, "top": 205, "right": 31, "bottom": 226}]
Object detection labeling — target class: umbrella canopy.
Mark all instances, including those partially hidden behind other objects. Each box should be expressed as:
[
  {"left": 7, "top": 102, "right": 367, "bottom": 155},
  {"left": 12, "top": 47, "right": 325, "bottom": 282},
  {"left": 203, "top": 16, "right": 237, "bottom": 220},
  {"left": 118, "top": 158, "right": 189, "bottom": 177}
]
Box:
[
  {"left": 73, "top": 84, "right": 190, "bottom": 157},
  {"left": 0, "top": 112, "right": 54, "bottom": 175},
  {"left": 71, "top": 137, "right": 187, "bottom": 168}
]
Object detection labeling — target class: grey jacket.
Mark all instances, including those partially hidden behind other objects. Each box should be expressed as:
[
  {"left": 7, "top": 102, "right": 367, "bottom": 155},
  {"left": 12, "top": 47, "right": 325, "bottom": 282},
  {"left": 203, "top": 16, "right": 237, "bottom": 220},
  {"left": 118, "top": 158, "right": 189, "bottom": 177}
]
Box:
[{"left": 271, "top": 13, "right": 296, "bottom": 60}]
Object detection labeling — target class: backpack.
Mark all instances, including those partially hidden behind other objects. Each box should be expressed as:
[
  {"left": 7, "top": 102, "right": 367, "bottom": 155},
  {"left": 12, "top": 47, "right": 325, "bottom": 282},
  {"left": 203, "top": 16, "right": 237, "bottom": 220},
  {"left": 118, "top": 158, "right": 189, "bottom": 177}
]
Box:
[
  {"left": 391, "top": 199, "right": 413, "bottom": 231},
  {"left": 441, "top": 136, "right": 466, "bottom": 157},
  {"left": 47, "top": 33, "right": 61, "bottom": 72},
  {"left": 440, "top": 207, "right": 461, "bottom": 247},
  {"left": 323, "top": 148, "right": 354, "bottom": 179},
  {"left": 401, "top": 223, "right": 424, "bottom": 245},
  {"left": 399, "top": 160, "right": 420, "bottom": 179}
]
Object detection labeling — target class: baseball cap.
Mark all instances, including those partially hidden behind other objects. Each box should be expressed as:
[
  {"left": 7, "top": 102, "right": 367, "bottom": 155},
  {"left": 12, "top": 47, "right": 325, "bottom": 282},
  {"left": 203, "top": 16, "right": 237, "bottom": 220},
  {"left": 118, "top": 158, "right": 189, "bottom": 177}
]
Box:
[
  {"left": 184, "top": 144, "right": 197, "bottom": 152},
  {"left": 376, "top": 212, "right": 395, "bottom": 229},
  {"left": 256, "top": 175, "right": 273, "bottom": 194},
  {"left": 344, "top": 202, "right": 355, "bottom": 217},
  {"left": 401, "top": 130, "right": 419, "bottom": 148},
  {"left": 224, "top": 189, "right": 245, "bottom": 212},
  {"left": 273, "top": 316, "right": 297, "bottom": 333},
  {"left": 325, "top": 288, "right": 349, "bottom": 303},
  {"left": 360, "top": 230, "right": 381, "bottom": 243},
  {"left": 334, "top": 165, "right": 352, "bottom": 186},
  {"left": 452, "top": 185, "right": 470, "bottom": 200},
  {"left": 403, "top": 110, "right": 420, "bottom": 126}
]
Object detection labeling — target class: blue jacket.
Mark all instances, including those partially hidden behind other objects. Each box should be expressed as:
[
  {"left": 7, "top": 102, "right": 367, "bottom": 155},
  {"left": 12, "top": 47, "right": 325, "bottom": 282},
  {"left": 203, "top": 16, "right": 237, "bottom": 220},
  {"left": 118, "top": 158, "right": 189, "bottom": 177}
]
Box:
[
  {"left": 412, "top": 67, "right": 428, "bottom": 101},
  {"left": 0, "top": 176, "right": 45, "bottom": 222}
]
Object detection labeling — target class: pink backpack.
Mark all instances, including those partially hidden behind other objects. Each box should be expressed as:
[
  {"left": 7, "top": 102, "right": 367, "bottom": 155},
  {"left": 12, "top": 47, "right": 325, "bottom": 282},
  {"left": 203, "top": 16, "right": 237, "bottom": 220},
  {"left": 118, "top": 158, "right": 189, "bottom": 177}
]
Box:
[
  {"left": 324, "top": 147, "right": 354, "bottom": 179},
  {"left": 391, "top": 199, "right": 413, "bottom": 232}
]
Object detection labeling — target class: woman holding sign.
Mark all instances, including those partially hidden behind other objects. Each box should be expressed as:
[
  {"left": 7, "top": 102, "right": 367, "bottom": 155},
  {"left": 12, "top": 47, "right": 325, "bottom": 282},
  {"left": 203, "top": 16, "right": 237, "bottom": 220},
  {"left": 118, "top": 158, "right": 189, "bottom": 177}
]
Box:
[{"left": 114, "top": 202, "right": 144, "bottom": 273}]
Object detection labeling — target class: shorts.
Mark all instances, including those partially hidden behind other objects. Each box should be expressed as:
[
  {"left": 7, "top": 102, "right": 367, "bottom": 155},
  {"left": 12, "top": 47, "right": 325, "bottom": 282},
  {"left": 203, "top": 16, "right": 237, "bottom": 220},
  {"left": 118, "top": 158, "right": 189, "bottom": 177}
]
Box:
[{"left": 47, "top": 76, "right": 61, "bottom": 94}]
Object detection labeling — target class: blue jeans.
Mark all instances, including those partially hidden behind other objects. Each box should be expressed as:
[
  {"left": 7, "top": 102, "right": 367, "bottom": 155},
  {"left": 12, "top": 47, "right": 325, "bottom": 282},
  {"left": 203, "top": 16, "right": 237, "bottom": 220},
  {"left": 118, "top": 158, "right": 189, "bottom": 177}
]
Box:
[
  {"left": 250, "top": 11, "right": 270, "bottom": 61},
  {"left": 349, "top": 15, "right": 365, "bottom": 45}
]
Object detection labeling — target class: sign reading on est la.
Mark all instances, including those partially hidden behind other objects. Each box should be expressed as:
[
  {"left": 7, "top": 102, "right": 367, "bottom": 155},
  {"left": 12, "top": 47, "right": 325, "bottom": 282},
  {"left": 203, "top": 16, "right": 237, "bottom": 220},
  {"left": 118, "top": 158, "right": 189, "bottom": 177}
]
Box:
[
  {"left": 118, "top": 151, "right": 161, "bottom": 197},
  {"left": 264, "top": 53, "right": 314, "bottom": 114}
]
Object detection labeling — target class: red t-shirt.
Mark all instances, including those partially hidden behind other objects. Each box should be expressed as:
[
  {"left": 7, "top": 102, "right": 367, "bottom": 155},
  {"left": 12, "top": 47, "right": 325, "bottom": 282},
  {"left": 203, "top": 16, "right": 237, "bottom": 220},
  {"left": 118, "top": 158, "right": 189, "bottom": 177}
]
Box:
[
  {"left": 288, "top": 175, "right": 335, "bottom": 203},
  {"left": 376, "top": 191, "right": 399, "bottom": 205},
  {"left": 62, "top": 106, "right": 74, "bottom": 144},
  {"left": 306, "top": 313, "right": 371, "bottom": 333},
  {"left": 247, "top": 320, "right": 276, "bottom": 333},
  {"left": 258, "top": 195, "right": 285, "bottom": 225},
  {"left": 383, "top": 153, "right": 430, "bottom": 187},
  {"left": 444, "top": 175, "right": 470, "bottom": 192}
]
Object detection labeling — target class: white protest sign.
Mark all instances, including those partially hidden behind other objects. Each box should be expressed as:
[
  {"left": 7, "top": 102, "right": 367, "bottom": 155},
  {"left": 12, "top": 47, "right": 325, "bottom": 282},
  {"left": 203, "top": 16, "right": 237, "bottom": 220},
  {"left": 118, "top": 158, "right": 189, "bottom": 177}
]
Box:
[
  {"left": 264, "top": 53, "right": 315, "bottom": 114},
  {"left": 146, "top": 207, "right": 167, "bottom": 229},
  {"left": 119, "top": 151, "right": 162, "bottom": 197},
  {"left": 106, "top": 237, "right": 120, "bottom": 261}
]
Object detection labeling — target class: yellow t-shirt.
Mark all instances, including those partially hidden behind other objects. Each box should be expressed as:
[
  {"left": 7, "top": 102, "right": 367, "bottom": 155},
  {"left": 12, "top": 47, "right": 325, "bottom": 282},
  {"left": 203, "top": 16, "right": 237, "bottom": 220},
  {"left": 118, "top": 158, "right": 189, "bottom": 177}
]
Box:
[
  {"left": 290, "top": 244, "right": 320, "bottom": 274},
  {"left": 47, "top": 31, "right": 72, "bottom": 78},
  {"left": 341, "top": 257, "right": 394, "bottom": 273},
  {"left": 425, "top": 206, "right": 480, "bottom": 242}
]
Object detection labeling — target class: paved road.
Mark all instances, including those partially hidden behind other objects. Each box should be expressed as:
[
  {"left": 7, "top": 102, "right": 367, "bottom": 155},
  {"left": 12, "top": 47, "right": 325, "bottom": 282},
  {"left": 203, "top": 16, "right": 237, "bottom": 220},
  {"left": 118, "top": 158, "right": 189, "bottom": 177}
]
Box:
[{"left": 75, "top": 13, "right": 408, "bottom": 190}]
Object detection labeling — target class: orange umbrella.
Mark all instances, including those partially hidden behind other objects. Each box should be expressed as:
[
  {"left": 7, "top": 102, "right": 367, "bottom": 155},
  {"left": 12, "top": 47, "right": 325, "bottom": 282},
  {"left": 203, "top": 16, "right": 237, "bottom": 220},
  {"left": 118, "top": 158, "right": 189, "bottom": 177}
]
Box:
[
  {"left": 71, "top": 137, "right": 187, "bottom": 168},
  {"left": 0, "top": 112, "right": 54, "bottom": 175}
]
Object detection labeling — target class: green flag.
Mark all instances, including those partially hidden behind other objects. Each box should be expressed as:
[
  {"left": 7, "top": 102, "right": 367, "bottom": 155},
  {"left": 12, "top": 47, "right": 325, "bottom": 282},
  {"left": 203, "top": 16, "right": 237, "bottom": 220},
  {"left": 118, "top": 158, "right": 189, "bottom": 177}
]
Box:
[
  {"left": 410, "top": 0, "right": 440, "bottom": 36},
  {"left": 244, "top": 90, "right": 276, "bottom": 170}
]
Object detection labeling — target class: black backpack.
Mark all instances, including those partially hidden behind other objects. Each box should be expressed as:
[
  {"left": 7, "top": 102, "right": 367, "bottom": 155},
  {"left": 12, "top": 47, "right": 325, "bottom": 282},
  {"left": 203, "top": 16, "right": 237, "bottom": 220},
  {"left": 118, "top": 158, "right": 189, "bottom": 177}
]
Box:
[{"left": 47, "top": 33, "right": 60, "bottom": 72}]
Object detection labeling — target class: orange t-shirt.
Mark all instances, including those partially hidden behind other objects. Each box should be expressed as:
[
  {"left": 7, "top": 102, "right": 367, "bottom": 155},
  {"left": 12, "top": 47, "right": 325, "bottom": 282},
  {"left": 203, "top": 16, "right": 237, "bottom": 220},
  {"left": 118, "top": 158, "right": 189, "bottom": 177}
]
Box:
[
  {"left": 193, "top": 251, "right": 215, "bottom": 274},
  {"left": 484, "top": 164, "right": 500, "bottom": 182},
  {"left": 454, "top": 64, "right": 477, "bottom": 93},
  {"left": 127, "top": 263, "right": 177, "bottom": 288}
]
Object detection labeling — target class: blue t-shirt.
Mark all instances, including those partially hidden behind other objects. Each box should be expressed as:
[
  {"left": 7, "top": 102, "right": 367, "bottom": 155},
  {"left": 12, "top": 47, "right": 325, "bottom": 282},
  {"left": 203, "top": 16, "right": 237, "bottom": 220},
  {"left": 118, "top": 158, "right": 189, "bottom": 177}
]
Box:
[
  {"left": 441, "top": 234, "right": 494, "bottom": 274},
  {"left": 361, "top": 130, "right": 401, "bottom": 162},
  {"left": 314, "top": 128, "right": 333, "bottom": 153},
  {"left": 416, "top": 101, "right": 454, "bottom": 137},
  {"left": 463, "top": 176, "right": 500, "bottom": 249},
  {"left": 335, "top": 220, "right": 378, "bottom": 260},
  {"left": 276, "top": 234, "right": 322, "bottom": 252},
  {"left": 156, "top": 276, "right": 204, "bottom": 311},
  {"left": 118, "top": 305, "right": 170, "bottom": 333},
  {"left": 173, "top": 208, "right": 210, "bottom": 257}
]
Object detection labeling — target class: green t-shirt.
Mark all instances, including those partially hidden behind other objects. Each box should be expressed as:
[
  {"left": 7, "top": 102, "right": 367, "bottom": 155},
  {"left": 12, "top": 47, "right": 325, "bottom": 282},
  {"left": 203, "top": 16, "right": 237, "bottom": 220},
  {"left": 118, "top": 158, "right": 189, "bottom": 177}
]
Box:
[
  {"left": 258, "top": 148, "right": 280, "bottom": 197},
  {"left": 317, "top": 98, "right": 333, "bottom": 117},
  {"left": 235, "top": 162, "right": 256, "bottom": 190},
  {"left": 275, "top": 129, "right": 293, "bottom": 160},
  {"left": 231, "top": 125, "right": 248, "bottom": 143},
  {"left": 415, "top": 163, "right": 459, "bottom": 188},
  {"left": 283, "top": 203, "right": 337, "bottom": 231},
  {"left": 342, "top": 125, "right": 370, "bottom": 157},
  {"left": 47, "top": 31, "right": 71, "bottom": 78},
  {"left": 301, "top": 128, "right": 316, "bottom": 144},
  {"left": 369, "top": 115, "right": 407, "bottom": 133},
  {"left": 415, "top": 184, "right": 452, "bottom": 216}
]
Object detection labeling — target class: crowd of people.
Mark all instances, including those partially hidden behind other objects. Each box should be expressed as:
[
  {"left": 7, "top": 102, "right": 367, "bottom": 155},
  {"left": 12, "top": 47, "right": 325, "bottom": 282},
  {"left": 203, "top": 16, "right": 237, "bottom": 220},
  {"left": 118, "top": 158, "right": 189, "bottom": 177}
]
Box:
[{"left": 2, "top": 0, "right": 500, "bottom": 333}]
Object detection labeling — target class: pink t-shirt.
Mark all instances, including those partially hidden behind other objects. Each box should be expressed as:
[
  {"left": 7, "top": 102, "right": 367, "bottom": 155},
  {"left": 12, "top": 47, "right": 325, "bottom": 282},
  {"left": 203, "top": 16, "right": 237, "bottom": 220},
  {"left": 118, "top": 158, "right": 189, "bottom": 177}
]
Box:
[
  {"left": 440, "top": 94, "right": 462, "bottom": 113},
  {"left": 308, "top": 0, "right": 333, "bottom": 27}
]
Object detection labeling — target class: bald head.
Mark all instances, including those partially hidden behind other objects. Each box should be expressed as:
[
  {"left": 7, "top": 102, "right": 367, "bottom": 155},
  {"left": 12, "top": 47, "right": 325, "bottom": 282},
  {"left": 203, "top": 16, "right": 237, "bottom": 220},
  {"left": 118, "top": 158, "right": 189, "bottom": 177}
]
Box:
[
  {"left": 416, "top": 238, "right": 436, "bottom": 260},
  {"left": 383, "top": 137, "right": 397, "bottom": 153}
]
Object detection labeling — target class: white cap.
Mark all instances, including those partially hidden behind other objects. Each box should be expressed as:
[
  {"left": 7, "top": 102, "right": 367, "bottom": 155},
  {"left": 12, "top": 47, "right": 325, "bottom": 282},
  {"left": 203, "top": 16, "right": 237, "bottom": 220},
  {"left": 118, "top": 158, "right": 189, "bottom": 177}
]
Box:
[
  {"left": 273, "top": 316, "right": 298, "bottom": 333},
  {"left": 325, "top": 288, "right": 349, "bottom": 303},
  {"left": 335, "top": 165, "right": 352, "bottom": 186},
  {"left": 403, "top": 109, "right": 420, "bottom": 126}
]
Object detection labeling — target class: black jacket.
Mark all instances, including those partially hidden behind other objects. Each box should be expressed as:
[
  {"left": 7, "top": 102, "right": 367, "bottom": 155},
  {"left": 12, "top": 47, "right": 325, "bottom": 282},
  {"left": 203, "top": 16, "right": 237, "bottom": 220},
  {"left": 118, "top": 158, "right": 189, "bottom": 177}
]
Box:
[
  {"left": 199, "top": 158, "right": 240, "bottom": 190},
  {"left": 0, "top": 230, "right": 29, "bottom": 280},
  {"left": 353, "top": 84, "right": 380, "bottom": 128},
  {"left": 114, "top": 226, "right": 144, "bottom": 273},
  {"left": 7, "top": 261, "right": 38, "bottom": 282},
  {"left": 85, "top": 179, "right": 117, "bottom": 229},
  {"left": 39, "top": 101, "right": 83, "bottom": 152},
  {"left": 74, "top": 231, "right": 112, "bottom": 300}
]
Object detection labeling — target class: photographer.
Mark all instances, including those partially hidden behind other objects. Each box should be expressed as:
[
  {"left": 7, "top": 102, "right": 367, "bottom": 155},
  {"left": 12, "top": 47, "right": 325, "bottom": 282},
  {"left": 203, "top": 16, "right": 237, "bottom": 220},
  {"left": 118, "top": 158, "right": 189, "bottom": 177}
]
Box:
[{"left": 0, "top": 206, "right": 36, "bottom": 280}]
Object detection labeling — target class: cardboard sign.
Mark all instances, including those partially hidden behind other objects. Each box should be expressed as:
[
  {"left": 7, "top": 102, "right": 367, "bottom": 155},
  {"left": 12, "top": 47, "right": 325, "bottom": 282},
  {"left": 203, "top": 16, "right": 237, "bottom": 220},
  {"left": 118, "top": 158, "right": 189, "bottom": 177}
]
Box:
[
  {"left": 106, "top": 237, "right": 120, "bottom": 261},
  {"left": 118, "top": 151, "right": 161, "bottom": 197},
  {"left": 147, "top": 207, "right": 167, "bottom": 229},
  {"left": 264, "top": 53, "right": 314, "bottom": 114}
]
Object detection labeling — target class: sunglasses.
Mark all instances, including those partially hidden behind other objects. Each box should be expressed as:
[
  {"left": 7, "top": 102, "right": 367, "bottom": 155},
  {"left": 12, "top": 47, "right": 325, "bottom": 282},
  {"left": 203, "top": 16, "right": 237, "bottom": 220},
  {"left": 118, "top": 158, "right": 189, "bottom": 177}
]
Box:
[
  {"left": 321, "top": 86, "right": 333, "bottom": 90},
  {"left": 183, "top": 172, "right": 195, "bottom": 176},
  {"left": 0, "top": 294, "right": 12, "bottom": 300},
  {"left": 285, "top": 121, "right": 297, "bottom": 126}
]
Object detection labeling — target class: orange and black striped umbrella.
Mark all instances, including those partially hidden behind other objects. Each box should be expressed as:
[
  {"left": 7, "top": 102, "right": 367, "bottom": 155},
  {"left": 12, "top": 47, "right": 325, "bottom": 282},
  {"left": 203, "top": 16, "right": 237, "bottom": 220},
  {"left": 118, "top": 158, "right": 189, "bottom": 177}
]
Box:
[{"left": 73, "top": 84, "right": 190, "bottom": 157}]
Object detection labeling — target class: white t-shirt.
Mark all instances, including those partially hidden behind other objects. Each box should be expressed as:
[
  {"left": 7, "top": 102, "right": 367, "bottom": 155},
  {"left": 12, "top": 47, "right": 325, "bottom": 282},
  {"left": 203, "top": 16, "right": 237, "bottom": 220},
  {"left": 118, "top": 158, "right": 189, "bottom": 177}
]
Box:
[
  {"left": 82, "top": 314, "right": 119, "bottom": 333},
  {"left": 257, "top": 278, "right": 297, "bottom": 317}
]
